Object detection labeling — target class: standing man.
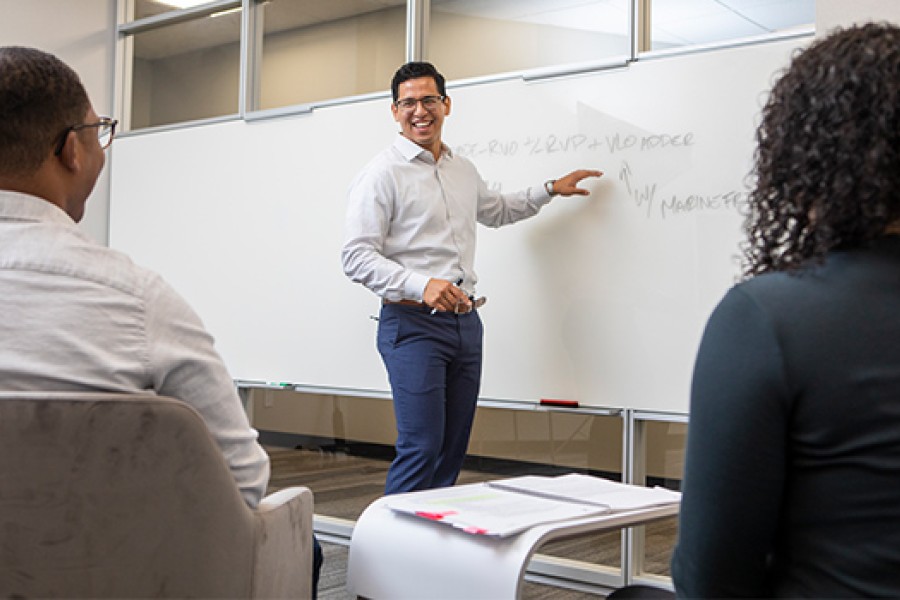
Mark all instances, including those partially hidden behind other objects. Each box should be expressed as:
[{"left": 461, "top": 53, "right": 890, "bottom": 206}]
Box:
[{"left": 342, "top": 61, "right": 602, "bottom": 495}]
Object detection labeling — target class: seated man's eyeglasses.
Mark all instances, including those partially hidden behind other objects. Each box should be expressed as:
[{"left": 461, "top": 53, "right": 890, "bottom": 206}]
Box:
[
  {"left": 54, "top": 116, "right": 118, "bottom": 155},
  {"left": 394, "top": 95, "right": 445, "bottom": 111}
]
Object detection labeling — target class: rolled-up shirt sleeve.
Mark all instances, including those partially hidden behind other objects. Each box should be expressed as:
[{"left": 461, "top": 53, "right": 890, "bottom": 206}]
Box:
[{"left": 342, "top": 165, "right": 430, "bottom": 301}]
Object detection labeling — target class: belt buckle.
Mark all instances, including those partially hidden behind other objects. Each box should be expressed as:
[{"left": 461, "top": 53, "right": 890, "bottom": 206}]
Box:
[{"left": 454, "top": 296, "right": 486, "bottom": 314}]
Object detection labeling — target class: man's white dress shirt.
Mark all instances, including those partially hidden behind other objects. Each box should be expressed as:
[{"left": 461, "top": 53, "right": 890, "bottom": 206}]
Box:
[
  {"left": 0, "top": 190, "right": 269, "bottom": 507},
  {"left": 342, "top": 134, "right": 553, "bottom": 301}
]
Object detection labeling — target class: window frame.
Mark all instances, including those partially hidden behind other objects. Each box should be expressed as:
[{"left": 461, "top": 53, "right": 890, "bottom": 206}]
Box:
[{"left": 114, "top": 0, "right": 814, "bottom": 134}]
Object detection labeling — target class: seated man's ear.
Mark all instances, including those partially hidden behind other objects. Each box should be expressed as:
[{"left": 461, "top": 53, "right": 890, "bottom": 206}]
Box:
[{"left": 55, "top": 130, "right": 81, "bottom": 172}]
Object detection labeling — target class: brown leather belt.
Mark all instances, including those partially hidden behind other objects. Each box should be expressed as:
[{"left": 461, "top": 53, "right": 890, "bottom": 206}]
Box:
[
  {"left": 382, "top": 297, "right": 486, "bottom": 315},
  {"left": 382, "top": 299, "right": 427, "bottom": 307}
]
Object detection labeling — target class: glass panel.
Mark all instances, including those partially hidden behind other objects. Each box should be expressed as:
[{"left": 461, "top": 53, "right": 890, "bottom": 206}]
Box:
[
  {"left": 128, "top": 9, "right": 241, "bottom": 129},
  {"left": 650, "top": 0, "right": 816, "bottom": 51},
  {"left": 254, "top": 391, "right": 626, "bottom": 516},
  {"left": 256, "top": 0, "right": 406, "bottom": 111},
  {"left": 429, "top": 0, "right": 631, "bottom": 82},
  {"left": 131, "top": 0, "right": 224, "bottom": 21},
  {"left": 637, "top": 420, "right": 685, "bottom": 578}
]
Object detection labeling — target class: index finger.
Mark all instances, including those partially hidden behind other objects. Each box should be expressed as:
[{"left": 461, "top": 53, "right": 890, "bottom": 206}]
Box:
[{"left": 576, "top": 169, "right": 603, "bottom": 179}]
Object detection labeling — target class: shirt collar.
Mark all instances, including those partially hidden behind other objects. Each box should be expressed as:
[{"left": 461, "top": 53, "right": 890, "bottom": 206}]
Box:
[
  {"left": 392, "top": 133, "right": 453, "bottom": 163},
  {"left": 0, "top": 189, "right": 77, "bottom": 227}
]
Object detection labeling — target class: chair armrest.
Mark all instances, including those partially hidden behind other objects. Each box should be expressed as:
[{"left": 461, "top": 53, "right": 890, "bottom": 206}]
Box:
[
  {"left": 257, "top": 487, "right": 310, "bottom": 512},
  {"left": 251, "top": 486, "right": 314, "bottom": 599}
]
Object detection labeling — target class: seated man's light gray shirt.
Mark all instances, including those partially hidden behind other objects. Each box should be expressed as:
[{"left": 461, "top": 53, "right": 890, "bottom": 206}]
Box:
[
  {"left": 342, "top": 134, "right": 552, "bottom": 301},
  {"left": 0, "top": 190, "right": 269, "bottom": 507}
]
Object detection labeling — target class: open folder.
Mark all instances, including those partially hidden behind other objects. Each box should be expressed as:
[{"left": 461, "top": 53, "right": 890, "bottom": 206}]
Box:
[{"left": 385, "top": 474, "right": 680, "bottom": 537}]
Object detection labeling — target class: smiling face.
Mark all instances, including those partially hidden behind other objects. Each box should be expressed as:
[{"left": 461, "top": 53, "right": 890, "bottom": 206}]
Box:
[{"left": 391, "top": 76, "right": 451, "bottom": 159}]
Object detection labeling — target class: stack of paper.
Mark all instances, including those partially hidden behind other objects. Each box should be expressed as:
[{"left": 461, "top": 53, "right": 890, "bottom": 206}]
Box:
[
  {"left": 385, "top": 474, "right": 680, "bottom": 537},
  {"left": 386, "top": 484, "right": 606, "bottom": 537},
  {"left": 488, "top": 473, "right": 681, "bottom": 511}
]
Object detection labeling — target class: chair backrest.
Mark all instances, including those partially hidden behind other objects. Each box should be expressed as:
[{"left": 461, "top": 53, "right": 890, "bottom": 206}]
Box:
[{"left": 0, "top": 392, "right": 257, "bottom": 598}]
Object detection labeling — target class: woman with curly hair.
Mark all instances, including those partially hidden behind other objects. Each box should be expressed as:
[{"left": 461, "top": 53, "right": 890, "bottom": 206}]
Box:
[{"left": 671, "top": 23, "right": 900, "bottom": 597}]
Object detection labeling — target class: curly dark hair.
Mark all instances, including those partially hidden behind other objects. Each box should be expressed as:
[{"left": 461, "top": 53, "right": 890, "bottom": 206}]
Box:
[
  {"left": 0, "top": 46, "right": 89, "bottom": 176},
  {"left": 742, "top": 22, "right": 900, "bottom": 278},
  {"left": 391, "top": 61, "right": 447, "bottom": 102}
]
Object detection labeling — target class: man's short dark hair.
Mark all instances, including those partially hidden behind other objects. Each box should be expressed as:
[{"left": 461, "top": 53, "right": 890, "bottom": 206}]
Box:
[
  {"left": 391, "top": 62, "right": 447, "bottom": 101},
  {"left": 0, "top": 46, "right": 90, "bottom": 176}
]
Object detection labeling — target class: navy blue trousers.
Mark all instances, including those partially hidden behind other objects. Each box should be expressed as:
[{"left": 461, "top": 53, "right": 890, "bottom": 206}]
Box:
[
  {"left": 312, "top": 534, "right": 322, "bottom": 599},
  {"left": 377, "top": 303, "right": 483, "bottom": 495}
]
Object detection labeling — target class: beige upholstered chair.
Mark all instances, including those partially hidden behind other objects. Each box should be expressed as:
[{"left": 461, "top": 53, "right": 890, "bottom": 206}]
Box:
[{"left": 0, "top": 392, "right": 313, "bottom": 599}]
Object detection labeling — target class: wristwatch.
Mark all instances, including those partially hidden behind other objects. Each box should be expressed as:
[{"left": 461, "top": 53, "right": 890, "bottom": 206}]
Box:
[{"left": 544, "top": 179, "right": 557, "bottom": 196}]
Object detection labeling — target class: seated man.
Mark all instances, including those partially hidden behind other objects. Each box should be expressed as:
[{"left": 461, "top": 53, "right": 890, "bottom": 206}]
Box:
[{"left": 0, "top": 46, "right": 321, "bottom": 596}]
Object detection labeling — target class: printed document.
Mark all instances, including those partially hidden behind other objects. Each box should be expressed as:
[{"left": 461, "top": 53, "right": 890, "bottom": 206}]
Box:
[
  {"left": 487, "top": 473, "right": 681, "bottom": 511},
  {"left": 385, "top": 474, "right": 680, "bottom": 537},
  {"left": 385, "top": 483, "right": 607, "bottom": 537}
]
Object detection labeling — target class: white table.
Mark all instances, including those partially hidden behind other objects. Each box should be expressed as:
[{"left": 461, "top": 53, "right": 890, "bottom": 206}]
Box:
[{"left": 347, "top": 483, "right": 679, "bottom": 599}]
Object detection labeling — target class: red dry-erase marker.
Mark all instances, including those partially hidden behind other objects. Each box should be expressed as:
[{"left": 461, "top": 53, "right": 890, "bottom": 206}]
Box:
[{"left": 540, "top": 398, "right": 579, "bottom": 408}]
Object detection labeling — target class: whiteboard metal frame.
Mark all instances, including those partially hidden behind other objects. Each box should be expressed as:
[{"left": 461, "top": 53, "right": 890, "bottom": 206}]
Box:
[
  {"left": 236, "top": 380, "right": 624, "bottom": 416},
  {"left": 637, "top": 27, "right": 814, "bottom": 63}
]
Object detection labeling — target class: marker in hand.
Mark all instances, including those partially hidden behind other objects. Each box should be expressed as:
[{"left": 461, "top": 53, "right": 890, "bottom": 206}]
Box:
[{"left": 431, "top": 278, "right": 465, "bottom": 315}]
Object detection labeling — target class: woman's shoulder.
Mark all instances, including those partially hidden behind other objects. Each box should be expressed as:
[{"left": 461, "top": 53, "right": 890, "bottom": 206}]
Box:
[{"left": 727, "top": 268, "right": 814, "bottom": 304}]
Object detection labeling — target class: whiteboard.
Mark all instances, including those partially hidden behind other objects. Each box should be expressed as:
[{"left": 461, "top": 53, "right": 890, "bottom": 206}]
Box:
[{"left": 109, "top": 36, "right": 806, "bottom": 413}]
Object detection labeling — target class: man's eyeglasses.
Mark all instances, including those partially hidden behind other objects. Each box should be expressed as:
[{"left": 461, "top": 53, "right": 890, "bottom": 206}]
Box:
[
  {"left": 394, "top": 95, "right": 445, "bottom": 111},
  {"left": 54, "top": 117, "right": 118, "bottom": 155}
]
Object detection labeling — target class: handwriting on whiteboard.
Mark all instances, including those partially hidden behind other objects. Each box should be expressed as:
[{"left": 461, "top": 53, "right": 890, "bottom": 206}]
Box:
[
  {"left": 619, "top": 161, "right": 749, "bottom": 220},
  {"left": 454, "top": 131, "right": 695, "bottom": 159},
  {"left": 456, "top": 130, "right": 748, "bottom": 220}
]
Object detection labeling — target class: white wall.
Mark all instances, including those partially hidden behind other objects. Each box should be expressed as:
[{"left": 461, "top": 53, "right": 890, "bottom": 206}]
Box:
[
  {"left": 817, "top": 0, "right": 900, "bottom": 35},
  {"left": 0, "top": 0, "right": 116, "bottom": 244}
]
